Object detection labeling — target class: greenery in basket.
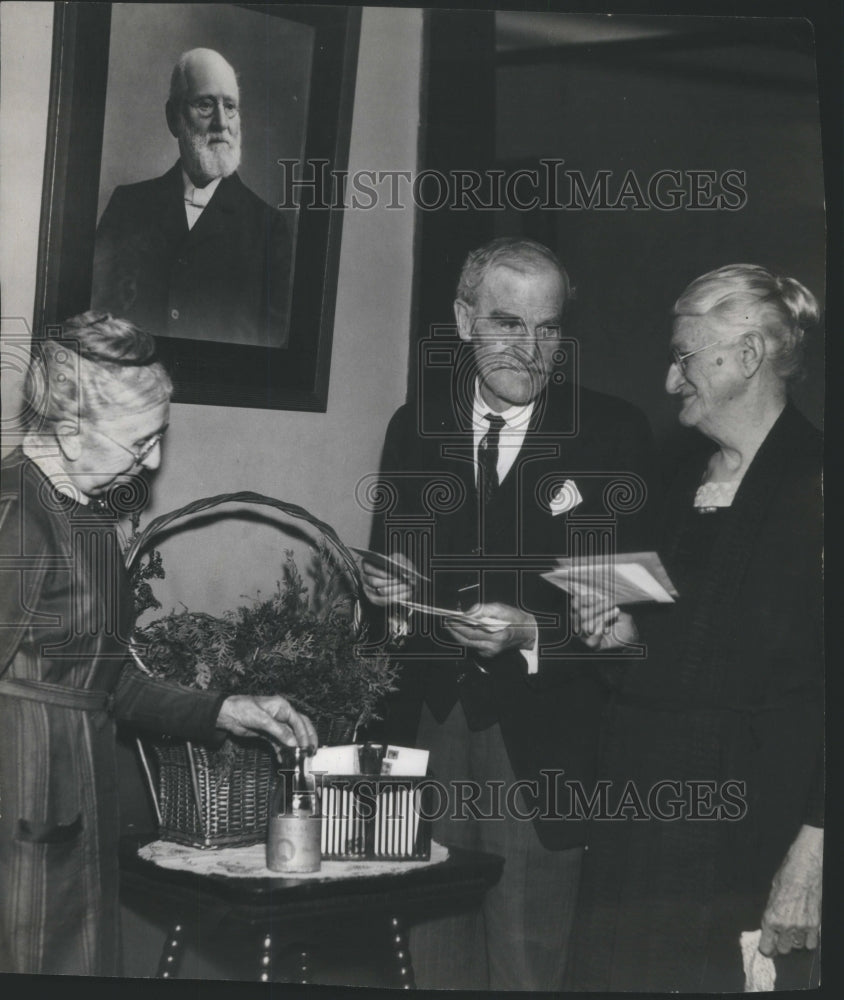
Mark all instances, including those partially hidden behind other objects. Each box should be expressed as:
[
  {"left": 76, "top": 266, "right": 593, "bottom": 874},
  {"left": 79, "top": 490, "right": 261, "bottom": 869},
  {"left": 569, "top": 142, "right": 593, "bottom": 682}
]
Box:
[
  {"left": 130, "top": 542, "right": 401, "bottom": 749},
  {"left": 127, "top": 509, "right": 166, "bottom": 619}
]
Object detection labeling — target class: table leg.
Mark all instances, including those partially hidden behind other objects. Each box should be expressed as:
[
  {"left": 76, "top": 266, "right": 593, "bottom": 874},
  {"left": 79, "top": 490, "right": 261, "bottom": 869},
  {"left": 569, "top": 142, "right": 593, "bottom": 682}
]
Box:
[
  {"left": 258, "top": 937, "right": 311, "bottom": 984},
  {"left": 258, "top": 933, "right": 274, "bottom": 982},
  {"left": 296, "top": 946, "right": 311, "bottom": 984},
  {"left": 388, "top": 914, "right": 416, "bottom": 989},
  {"left": 156, "top": 920, "right": 185, "bottom": 978}
]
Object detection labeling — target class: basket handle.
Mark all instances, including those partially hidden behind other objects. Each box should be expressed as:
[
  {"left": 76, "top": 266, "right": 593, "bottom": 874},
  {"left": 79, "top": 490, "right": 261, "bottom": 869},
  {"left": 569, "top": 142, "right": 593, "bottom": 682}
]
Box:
[
  {"left": 124, "top": 490, "right": 363, "bottom": 600},
  {"left": 134, "top": 736, "right": 209, "bottom": 840},
  {"left": 126, "top": 492, "right": 369, "bottom": 742},
  {"left": 134, "top": 735, "right": 163, "bottom": 827}
]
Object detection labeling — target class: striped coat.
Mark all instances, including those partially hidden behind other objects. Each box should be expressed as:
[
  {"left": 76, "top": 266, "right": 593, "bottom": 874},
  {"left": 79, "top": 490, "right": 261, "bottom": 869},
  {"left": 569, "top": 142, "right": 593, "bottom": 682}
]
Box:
[{"left": 0, "top": 451, "right": 225, "bottom": 976}]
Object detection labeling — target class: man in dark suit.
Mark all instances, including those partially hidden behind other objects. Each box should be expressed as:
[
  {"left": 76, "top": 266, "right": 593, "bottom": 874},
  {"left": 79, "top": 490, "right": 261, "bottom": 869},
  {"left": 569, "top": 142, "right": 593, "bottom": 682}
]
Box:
[
  {"left": 361, "top": 237, "right": 655, "bottom": 990},
  {"left": 92, "top": 48, "right": 291, "bottom": 347}
]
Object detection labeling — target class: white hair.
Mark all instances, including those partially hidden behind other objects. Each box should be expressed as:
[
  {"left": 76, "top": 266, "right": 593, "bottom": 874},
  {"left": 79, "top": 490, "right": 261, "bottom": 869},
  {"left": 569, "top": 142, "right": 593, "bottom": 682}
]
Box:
[{"left": 673, "top": 263, "right": 820, "bottom": 384}]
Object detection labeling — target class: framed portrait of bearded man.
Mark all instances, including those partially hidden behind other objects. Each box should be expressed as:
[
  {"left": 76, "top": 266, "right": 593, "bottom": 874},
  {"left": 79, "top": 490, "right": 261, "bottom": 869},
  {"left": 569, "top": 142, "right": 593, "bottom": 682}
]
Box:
[{"left": 34, "top": 2, "right": 360, "bottom": 411}]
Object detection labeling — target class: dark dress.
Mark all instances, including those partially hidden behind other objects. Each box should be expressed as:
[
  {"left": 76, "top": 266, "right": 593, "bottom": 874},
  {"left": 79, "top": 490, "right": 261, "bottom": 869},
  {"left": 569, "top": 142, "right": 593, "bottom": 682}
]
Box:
[
  {"left": 0, "top": 451, "right": 226, "bottom": 976},
  {"left": 566, "top": 403, "right": 824, "bottom": 992}
]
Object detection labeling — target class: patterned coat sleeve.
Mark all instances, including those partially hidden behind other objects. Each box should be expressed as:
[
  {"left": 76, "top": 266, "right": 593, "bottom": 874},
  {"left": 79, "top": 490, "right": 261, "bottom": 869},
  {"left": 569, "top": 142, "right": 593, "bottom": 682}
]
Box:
[{"left": 112, "top": 664, "right": 228, "bottom": 746}]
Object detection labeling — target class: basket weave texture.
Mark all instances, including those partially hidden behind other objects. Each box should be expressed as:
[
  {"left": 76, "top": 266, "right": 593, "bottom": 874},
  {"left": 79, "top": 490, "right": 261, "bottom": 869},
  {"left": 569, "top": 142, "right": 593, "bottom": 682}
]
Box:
[
  {"left": 126, "top": 492, "right": 369, "bottom": 850},
  {"left": 153, "top": 740, "right": 275, "bottom": 849}
]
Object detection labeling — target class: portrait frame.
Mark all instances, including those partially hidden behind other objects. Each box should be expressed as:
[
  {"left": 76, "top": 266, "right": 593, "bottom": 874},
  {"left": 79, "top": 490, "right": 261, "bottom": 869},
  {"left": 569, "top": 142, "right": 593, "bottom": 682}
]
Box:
[{"left": 33, "top": 1, "right": 361, "bottom": 411}]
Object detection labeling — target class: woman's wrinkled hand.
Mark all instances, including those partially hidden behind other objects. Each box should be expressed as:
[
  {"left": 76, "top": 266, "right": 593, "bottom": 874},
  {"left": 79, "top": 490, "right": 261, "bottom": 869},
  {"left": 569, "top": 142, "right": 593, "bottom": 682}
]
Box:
[
  {"left": 216, "top": 695, "right": 319, "bottom": 749},
  {"left": 759, "top": 824, "right": 823, "bottom": 956},
  {"left": 570, "top": 587, "right": 639, "bottom": 650}
]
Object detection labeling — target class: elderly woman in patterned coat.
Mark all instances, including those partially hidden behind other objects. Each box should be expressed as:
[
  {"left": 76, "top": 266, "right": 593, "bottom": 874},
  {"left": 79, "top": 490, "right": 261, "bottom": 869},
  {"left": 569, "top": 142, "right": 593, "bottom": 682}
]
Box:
[
  {"left": 566, "top": 265, "right": 823, "bottom": 991},
  {"left": 0, "top": 313, "right": 318, "bottom": 976}
]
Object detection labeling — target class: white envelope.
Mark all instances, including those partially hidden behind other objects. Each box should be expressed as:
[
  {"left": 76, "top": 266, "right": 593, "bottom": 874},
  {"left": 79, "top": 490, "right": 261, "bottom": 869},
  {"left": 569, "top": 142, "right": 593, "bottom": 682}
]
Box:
[
  {"left": 311, "top": 744, "right": 359, "bottom": 775},
  {"left": 380, "top": 745, "right": 429, "bottom": 777}
]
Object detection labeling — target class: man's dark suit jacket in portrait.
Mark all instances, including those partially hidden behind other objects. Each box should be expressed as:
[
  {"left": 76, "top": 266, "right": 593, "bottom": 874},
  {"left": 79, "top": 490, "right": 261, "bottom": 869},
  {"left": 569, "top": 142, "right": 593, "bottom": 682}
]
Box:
[
  {"left": 369, "top": 350, "right": 656, "bottom": 850},
  {"left": 92, "top": 163, "right": 292, "bottom": 347}
]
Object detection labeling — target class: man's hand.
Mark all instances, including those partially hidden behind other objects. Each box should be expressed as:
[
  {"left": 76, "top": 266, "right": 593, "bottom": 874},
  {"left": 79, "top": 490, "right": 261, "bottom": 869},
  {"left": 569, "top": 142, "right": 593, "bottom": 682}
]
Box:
[
  {"left": 216, "top": 695, "right": 319, "bottom": 749},
  {"left": 361, "top": 552, "right": 417, "bottom": 608},
  {"left": 570, "top": 586, "right": 639, "bottom": 650},
  {"left": 443, "top": 602, "right": 536, "bottom": 659},
  {"left": 759, "top": 824, "right": 823, "bottom": 956}
]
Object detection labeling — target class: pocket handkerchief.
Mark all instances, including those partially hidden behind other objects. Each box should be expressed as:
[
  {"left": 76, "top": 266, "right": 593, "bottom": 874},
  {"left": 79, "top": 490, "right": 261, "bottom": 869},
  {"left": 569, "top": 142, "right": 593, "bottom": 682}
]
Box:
[{"left": 549, "top": 479, "right": 583, "bottom": 516}]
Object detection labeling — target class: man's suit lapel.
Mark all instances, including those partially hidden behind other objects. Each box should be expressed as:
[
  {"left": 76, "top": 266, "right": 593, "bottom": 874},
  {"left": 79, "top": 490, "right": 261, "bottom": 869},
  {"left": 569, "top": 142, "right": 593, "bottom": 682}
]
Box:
[
  {"left": 432, "top": 391, "right": 478, "bottom": 563},
  {"left": 155, "top": 163, "right": 190, "bottom": 244},
  {"left": 183, "top": 173, "right": 242, "bottom": 249},
  {"left": 422, "top": 373, "right": 590, "bottom": 565},
  {"left": 512, "top": 385, "right": 580, "bottom": 560}
]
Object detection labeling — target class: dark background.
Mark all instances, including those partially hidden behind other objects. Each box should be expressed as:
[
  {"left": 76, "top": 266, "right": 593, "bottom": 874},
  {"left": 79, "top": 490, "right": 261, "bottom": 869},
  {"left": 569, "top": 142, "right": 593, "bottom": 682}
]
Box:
[{"left": 412, "top": 12, "right": 826, "bottom": 471}]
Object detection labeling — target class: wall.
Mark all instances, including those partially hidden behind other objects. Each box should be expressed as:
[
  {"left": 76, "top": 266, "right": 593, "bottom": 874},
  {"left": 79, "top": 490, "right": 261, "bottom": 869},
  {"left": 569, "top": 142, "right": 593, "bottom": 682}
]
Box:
[{"left": 0, "top": 2, "right": 54, "bottom": 435}]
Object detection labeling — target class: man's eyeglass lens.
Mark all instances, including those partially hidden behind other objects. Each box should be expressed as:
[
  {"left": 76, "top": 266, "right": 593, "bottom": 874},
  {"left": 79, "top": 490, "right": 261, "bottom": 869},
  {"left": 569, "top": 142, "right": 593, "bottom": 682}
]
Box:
[
  {"left": 478, "top": 317, "right": 560, "bottom": 341},
  {"left": 190, "top": 98, "right": 239, "bottom": 119}
]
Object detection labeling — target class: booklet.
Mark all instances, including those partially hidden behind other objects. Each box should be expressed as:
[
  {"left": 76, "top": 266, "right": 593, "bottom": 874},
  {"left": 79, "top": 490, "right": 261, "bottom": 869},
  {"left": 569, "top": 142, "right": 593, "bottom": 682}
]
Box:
[
  {"left": 352, "top": 549, "right": 508, "bottom": 626},
  {"left": 399, "top": 600, "right": 510, "bottom": 630},
  {"left": 541, "top": 551, "right": 678, "bottom": 605}
]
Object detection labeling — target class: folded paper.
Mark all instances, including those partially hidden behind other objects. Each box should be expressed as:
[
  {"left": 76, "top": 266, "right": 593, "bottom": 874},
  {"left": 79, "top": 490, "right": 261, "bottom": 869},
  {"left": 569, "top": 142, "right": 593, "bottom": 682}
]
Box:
[
  {"left": 399, "top": 600, "right": 509, "bottom": 629},
  {"left": 311, "top": 743, "right": 429, "bottom": 778},
  {"left": 542, "top": 551, "right": 678, "bottom": 605}
]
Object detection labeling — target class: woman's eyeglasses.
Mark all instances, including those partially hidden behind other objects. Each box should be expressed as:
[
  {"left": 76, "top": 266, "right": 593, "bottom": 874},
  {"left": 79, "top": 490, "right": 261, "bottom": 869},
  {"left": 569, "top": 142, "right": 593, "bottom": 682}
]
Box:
[
  {"left": 669, "top": 333, "right": 745, "bottom": 376},
  {"left": 92, "top": 427, "right": 166, "bottom": 465}
]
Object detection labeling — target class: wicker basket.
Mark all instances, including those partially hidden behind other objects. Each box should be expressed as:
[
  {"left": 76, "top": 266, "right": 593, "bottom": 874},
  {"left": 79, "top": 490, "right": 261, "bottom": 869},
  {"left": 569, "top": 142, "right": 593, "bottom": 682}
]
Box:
[
  {"left": 149, "top": 738, "right": 276, "bottom": 848},
  {"left": 125, "top": 491, "right": 368, "bottom": 850}
]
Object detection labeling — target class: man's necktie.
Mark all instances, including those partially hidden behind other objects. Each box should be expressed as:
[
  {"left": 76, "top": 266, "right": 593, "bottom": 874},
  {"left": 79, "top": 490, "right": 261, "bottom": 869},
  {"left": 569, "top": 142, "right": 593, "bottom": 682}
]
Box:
[{"left": 478, "top": 413, "right": 506, "bottom": 505}]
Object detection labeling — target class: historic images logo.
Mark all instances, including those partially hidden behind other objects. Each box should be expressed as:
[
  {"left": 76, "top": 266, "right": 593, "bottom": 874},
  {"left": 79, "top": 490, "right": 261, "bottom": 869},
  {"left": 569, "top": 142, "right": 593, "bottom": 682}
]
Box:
[{"left": 277, "top": 158, "right": 748, "bottom": 212}]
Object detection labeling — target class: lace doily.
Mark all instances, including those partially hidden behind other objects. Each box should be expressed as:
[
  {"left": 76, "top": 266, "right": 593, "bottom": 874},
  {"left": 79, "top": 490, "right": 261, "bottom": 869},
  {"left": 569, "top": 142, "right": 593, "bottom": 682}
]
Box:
[
  {"left": 137, "top": 838, "right": 449, "bottom": 881},
  {"left": 694, "top": 480, "right": 740, "bottom": 510}
]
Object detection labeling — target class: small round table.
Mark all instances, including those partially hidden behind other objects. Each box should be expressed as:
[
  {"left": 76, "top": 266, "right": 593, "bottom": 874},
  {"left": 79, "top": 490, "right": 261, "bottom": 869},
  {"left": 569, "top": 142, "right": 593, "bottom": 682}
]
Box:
[{"left": 119, "top": 835, "right": 503, "bottom": 987}]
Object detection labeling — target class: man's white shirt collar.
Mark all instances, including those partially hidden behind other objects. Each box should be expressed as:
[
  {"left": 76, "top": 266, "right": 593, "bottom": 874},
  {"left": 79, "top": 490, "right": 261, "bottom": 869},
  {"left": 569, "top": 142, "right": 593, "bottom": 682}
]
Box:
[
  {"left": 182, "top": 170, "right": 222, "bottom": 228},
  {"left": 471, "top": 383, "right": 535, "bottom": 484}
]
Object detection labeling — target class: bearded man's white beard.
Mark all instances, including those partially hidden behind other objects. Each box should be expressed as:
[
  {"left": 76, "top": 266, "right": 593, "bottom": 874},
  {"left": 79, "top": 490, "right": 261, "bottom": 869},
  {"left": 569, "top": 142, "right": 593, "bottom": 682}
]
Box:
[{"left": 180, "top": 128, "right": 241, "bottom": 185}]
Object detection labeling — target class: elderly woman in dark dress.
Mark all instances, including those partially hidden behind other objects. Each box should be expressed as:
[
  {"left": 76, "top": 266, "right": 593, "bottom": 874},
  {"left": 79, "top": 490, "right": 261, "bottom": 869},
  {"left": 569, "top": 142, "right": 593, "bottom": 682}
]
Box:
[
  {"left": 566, "top": 265, "right": 823, "bottom": 991},
  {"left": 0, "top": 313, "right": 318, "bottom": 977}
]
